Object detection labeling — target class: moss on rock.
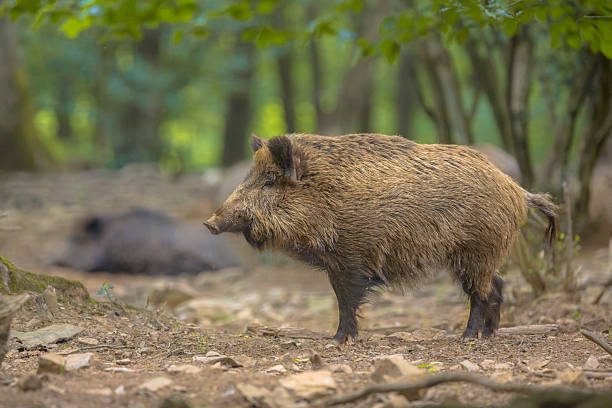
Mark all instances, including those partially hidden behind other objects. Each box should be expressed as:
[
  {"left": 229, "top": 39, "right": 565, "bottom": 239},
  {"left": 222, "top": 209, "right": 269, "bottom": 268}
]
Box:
[{"left": 0, "top": 254, "right": 89, "bottom": 304}]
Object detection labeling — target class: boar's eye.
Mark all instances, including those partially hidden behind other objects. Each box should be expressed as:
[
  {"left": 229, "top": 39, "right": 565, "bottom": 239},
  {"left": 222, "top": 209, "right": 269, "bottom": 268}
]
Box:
[{"left": 263, "top": 179, "right": 274, "bottom": 188}]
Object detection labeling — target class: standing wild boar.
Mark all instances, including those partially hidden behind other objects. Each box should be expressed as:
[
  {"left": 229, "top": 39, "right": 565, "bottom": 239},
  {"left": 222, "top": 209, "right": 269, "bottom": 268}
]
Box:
[{"left": 204, "top": 134, "right": 557, "bottom": 344}]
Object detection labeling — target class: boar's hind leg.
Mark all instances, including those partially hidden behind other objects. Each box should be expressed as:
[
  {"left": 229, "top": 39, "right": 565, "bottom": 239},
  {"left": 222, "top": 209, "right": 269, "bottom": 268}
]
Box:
[
  {"left": 460, "top": 275, "right": 504, "bottom": 341},
  {"left": 327, "top": 270, "right": 371, "bottom": 344}
]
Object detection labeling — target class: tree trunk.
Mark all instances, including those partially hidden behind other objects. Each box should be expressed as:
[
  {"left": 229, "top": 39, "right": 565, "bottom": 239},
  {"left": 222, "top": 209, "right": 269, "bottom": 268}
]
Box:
[
  {"left": 221, "top": 43, "right": 255, "bottom": 167},
  {"left": 310, "top": 37, "right": 324, "bottom": 133},
  {"left": 0, "top": 17, "right": 38, "bottom": 171},
  {"left": 421, "top": 36, "right": 472, "bottom": 145},
  {"left": 543, "top": 56, "right": 597, "bottom": 189},
  {"left": 112, "top": 29, "right": 164, "bottom": 166},
  {"left": 506, "top": 27, "right": 535, "bottom": 187},
  {"left": 574, "top": 56, "right": 612, "bottom": 227},
  {"left": 55, "top": 80, "right": 73, "bottom": 140},
  {"left": 277, "top": 47, "right": 296, "bottom": 133},
  {"left": 396, "top": 51, "right": 417, "bottom": 139}
]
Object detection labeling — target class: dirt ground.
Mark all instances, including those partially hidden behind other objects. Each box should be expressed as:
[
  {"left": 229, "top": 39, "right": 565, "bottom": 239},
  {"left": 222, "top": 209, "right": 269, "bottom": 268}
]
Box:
[{"left": 1, "top": 167, "right": 611, "bottom": 408}]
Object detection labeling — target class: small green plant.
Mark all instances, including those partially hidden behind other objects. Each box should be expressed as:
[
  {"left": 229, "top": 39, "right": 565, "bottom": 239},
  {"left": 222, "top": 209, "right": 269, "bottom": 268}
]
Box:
[
  {"left": 572, "top": 310, "right": 581, "bottom": 320},
  {"left": 193, "top": 334, "right": 207, "bottom": 353},
  {"left": 97, "top": 281, "right": 117, "bottom": 303}
]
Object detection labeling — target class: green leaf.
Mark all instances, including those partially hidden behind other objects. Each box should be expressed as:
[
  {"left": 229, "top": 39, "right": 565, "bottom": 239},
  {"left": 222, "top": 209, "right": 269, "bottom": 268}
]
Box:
[
  {"left": 60, "top": 16, "right": 92, "bottom": 38},
  {"left": 172, "top": 29, "right": 184, "bottom": 44},
  {"left": 565, "top": 32, "right": 582, "bottom": 49},
  {"left": 257, "top": 0, "right": 279, "bottom": 14},
  {"left": 191, "top": 26, "right": 210, "bottom": 38},
  {"left": 503, "top": 19, "right": 519, "bottom": 37},
  {"left": 380, "top": 39, "right": 400, "bottom": 63},
  {"left": 335, "top": 0, "right": 364, "bottom": 13},
  {"left": 227, "top": 1, "right": 252, "bottom": 21}
]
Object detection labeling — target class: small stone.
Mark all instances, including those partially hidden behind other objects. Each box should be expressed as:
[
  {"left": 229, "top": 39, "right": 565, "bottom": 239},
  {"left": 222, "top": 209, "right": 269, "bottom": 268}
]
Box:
[
  {"left": 77, "top": 337, "right": 99, "bottom": 346},
  {"left": 159, "top": 393, "right": 194, "bottom": 408},
  {"left": 280, "top": 370, "right": 336, "bottom": 399},
  {"left": 480, "top": 359, "right": 496, "bottom": 370},
  {"left": 310, "top": 351, "right": 323, "bottom": 368},
  {"left": 193, "top": 355, "right": 243, "bottom": 368},
  {"left": 47, "top": 384, "right": 65, "bottom": 394},
  {"left": 387, "top": 328, "right": 446, "bottom": 342},
  {"left": 167, "top": 364, "right": 202, "bottom": 374},
  {"left": 18, "top": 374, "right": 44, "bottom": 391},
  {"left": 265, "top": 364, "right": 287, "bottom": 374},
  {"left": 371, "top": 356, "right": 426, "bottom": 383},
  {"left": 459, "top": 360, "right": 480, "bottom": 372},
  {"left": 584, "top": 355, "right": 600, "bottom": 370},
  {"left": 12, "top": 324, "right": 83, "bottom": 350},
  {"left": 140, "top": 377, "right": 173, "bottom": 392},
  {"left": 105, "top": 367, "right": 135, "bottom": 372},
  {"left": 330, "top": 364, "right": 353, "bottom": 374},
  {"left": 43, "top": 286, "right": 59, "bottom": 317},
  {"left": 494, "top": 362, "right": 513, "bottom": 371},
  {"left": 37, "top": 353, "right": 65, "bottom": 374},
  {"left": 115, "top": 385, "right": 125, "bottom": 395},
  {"left": 527, "top": 359, "right": 550, "bottom": 370},
  {"left": 116, "top": 358, "right": 131, "bottom": 365},
  {"left": 65, "top": 353, "right": 93, "bottom": 371},
  {"left": 85, "top": 388, "right": 113, "bottom": 396},
  {"left": 205, "top": 351, "right": 221, "bottom": 357},
  {"left": 237, "top": 383, "right": 268, "bottom": 405}
]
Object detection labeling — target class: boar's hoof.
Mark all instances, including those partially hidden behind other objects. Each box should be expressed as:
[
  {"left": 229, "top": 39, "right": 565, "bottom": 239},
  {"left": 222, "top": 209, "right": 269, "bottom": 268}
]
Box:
[
  {"left": 460, "top": 329, "right": 480, "bottom": 342},
  {"left": 330, "top": 332, "right": 358, "bottom": 345}
]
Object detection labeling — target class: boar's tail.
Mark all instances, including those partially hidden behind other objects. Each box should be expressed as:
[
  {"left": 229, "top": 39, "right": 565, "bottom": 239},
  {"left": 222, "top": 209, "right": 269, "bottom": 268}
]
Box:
[{"left": 525, "top": 192, "right": 558, "bottom": 246}]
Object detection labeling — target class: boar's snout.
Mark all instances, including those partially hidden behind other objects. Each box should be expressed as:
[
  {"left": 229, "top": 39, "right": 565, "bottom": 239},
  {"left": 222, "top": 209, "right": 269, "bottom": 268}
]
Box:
[{"left": 203, "top": 217, "right": 221, "bottom": 235}]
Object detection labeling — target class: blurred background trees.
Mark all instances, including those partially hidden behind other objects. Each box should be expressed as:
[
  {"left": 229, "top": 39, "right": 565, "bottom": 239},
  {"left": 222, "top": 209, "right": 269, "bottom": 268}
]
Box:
[{"left": 0, "top": 0, "right": 611, "bottom": 228}]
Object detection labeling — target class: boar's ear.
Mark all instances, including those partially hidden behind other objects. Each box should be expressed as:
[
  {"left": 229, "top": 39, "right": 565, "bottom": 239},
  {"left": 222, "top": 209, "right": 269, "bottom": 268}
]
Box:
[
  {"left": 267, "top": 135, "right": 304, "bottom": 184},
  {"left": 251, "top": 133, "right": 266, "bottom": 152},
  {"left": 84, "top": 216, "right": 104, "bottom": 239}
]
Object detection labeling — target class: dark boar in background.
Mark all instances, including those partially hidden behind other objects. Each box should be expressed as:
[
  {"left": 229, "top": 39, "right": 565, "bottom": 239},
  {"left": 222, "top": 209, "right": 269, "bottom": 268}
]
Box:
[
  {"left": 56, "top": 208, "right": 239, "bottom": 275},
  {"left": 205, "top": 134, "right": 557, "bottom": 344}
]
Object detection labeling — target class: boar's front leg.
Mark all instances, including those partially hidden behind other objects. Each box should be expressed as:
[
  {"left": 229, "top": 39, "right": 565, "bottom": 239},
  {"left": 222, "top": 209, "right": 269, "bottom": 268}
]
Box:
[{"left": 327, "top": 269, "right": 369, "bottom": 344}]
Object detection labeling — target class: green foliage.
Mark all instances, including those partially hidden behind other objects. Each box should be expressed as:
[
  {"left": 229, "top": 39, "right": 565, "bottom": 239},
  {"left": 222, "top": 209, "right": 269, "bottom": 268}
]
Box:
[{"left": 4, "top": 1, "right": 610, "bottom": 58}]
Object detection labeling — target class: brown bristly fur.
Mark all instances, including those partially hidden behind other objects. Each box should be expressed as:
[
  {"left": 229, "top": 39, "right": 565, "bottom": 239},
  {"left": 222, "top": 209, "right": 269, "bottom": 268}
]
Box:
[{"left": 206, "top": 133, "right": 557, "bottom": 343}]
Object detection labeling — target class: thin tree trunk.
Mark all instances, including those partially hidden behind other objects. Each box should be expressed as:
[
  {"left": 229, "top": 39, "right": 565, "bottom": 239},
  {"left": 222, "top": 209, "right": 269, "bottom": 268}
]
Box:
[
  {"left": 422, "top": 36, "right": 472, "bottom": 145},
  {"left": 397, "top": 51, "right": 416, "bottom": 139},
  {"left": 506, "top": 27, "right": 535, "bottom": 187},
  {"left": 221, "top": 43, "right": 255, "bottom": 167},
  {"left": 0, "top": 17, "right": 38, "bottom": 171},
  {"left": 575, "top": 56, "right": 612, "bottom": 226},
  {"left": 310, "top": 37, "right": 324, "bottom": 132},
  {"left": 277, "top": 48, "right": 296, "bottom": 133},
  {"left": 543, "top": 56, "right": 597, "bottom": 188},
  {"left": 55, "top": 80, "right": 73, "bottom": 140}
]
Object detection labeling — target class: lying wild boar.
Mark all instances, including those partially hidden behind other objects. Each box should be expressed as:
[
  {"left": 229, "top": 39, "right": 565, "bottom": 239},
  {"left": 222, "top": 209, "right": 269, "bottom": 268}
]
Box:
[
  {"left": 56, "top": 208, "right": 240, "bottom": 275},
  {"left": 204, "top": 134, "right": 557, "bottom": 343}
]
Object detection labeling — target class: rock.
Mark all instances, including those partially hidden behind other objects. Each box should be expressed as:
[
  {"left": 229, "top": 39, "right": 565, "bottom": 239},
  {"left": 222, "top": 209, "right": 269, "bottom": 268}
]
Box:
[
  {"left": 330, "top": 364, "right": 353, "bottom": 374},
  {"left": 115, "top": 385, "right": 125, "bottom": 395},
  {"left": 193, "top": 355, "right": 243, "bottom": 368},
  {"left": 0, "top": 293, "right": 29, "bottom": 365},
  {"left": 265, "top": 364, "right": 287, "bottom": 374},
  {"left": 279, "top": 370, "right": 336, "bottom": 399},
  {"left": 37, "top": 353, "right": 66, "bottom": 374},
  {"left": 65, "top": 353, "right": 93, "bottom": 371},
  {"left": 167, "top": 364, "right": 202, "bottom": 374},
  {"left": 237, "top": 383, "right": 269, "bottom": 405},
  {"left": 17, "top": 374, "right": 44, "bottom": 391},
  {"left": 11, "top": 324, "right": 83, "bottom": 350},
  {"left": 556, "top": 368, "right": 587, "bottom": 385},
  {"left": 371, "top": 356, "right": 426, "bottom": 383},
  {"left": 527, "top": 359, "right": 550, "bottom": 371},
  {"left": 205, "top": 351, "right": 221, "bottom": 357},
  {"left": 584, "top": 355, "right": 600, "bottom": 370},
  {"left": 47, "top": 384, "right": 66, "bottom": 394},
  {"left": 459, "top": 360, "right": 480, "bottom": 372},
  {"left": 77, "top": 337, "right": 99, "bottom": 346},
  {"left": 384, "top": 394, "right": 412, "bottom": 407},
  {"left": 140, "top": 377, "right": 173, "bottom": 392},
  {"left": 310, "top": 351, "right": 323, "bottom": 368},
  {"left": 160, "top": 393, "right": 194, "bottom": 408},
  {"left": 42, "top": 286, "right": 59, "bottom": 317},
  {"left": 387, "top": 328, "right": 446, "bottom": 342},
  {"left": 116, "top": 358, "right": 131, "bottom": 365},
  {"left": 480, "top": 359, "right": 496, "bottom": 370}
]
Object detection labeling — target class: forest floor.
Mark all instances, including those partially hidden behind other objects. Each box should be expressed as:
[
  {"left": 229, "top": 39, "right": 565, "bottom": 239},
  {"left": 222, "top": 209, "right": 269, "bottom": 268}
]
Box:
[{"left": 1, "top": 167, "right": 611, "bottom": 408}]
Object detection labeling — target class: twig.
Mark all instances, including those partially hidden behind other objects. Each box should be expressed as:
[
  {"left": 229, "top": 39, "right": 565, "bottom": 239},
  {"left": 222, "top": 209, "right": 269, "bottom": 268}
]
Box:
[
  {"left": 581, "top": 330, "right": 612, "bottom": 357},
  {"left": 498, "top": 324, "right": 559, "bottom": 336},
  {"left": 64, "top": 344, "right": 134, "bottom": 354},
  {"left": 593, "top": 239, "right": 612, "bottom": 305},
  {"left": 318, "top": 372, "right": 593, "bottom": 406},
  {"left": 585, "top": 371, "right": 612, "bottom": 379}
]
